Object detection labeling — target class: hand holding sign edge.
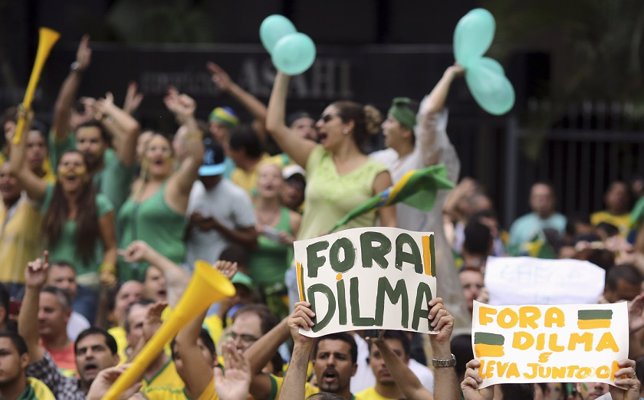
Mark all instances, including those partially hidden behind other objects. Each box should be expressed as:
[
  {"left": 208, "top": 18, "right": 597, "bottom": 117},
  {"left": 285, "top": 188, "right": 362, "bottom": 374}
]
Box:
[{"left": 290, "top": 301, "right": 317, "bottom": 346}]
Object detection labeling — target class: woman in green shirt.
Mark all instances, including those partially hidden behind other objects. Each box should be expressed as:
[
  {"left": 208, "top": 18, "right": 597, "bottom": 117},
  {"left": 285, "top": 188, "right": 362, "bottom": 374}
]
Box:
[
  {"left": 266, "top": 72, "right": 397, "bottom": 308},
  {"left": 11, "top": 141, "right": 117, "bottom": 323}
]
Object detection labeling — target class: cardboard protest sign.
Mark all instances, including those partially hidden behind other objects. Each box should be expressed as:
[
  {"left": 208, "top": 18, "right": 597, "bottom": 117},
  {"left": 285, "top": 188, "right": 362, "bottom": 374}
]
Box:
[
  {"left": 472, "top": 301, "right": 629, "bottom": 388},
  {"left": 293, "top": 227, "right": 437, "bottom": 337},
  {"left": 485, "top": 257, "right": 605, "bottom": 305}
]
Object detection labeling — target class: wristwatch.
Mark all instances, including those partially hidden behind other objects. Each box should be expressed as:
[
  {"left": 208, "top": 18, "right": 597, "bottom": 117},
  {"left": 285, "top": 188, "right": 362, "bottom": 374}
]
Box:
[
  {"left": 432, "top": 353, "right": 456, "bottom": 368},
  {"left": 70, "top": 61, "right": 82, "bottom": 72}
]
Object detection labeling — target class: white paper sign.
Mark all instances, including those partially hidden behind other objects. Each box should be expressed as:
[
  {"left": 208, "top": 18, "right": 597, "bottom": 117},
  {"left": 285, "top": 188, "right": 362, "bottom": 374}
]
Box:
[
  {"left": 485, "top": 257, "right": 605, "bottom": 305},
  {"left": 472, "top": 301, "right": 629, "bottom": 388},
  {"left": 293, "top": 227, "right": 437, "bottom": 337}
]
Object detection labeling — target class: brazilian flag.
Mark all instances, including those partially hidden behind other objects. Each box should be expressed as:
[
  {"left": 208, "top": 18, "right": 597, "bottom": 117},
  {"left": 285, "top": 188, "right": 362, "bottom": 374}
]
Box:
[
  {"left": 330, "top": 164, "right": 454, "bottom": 232},
  {"left": 474, "top": 332, "right": 505, "bottom": 357}
]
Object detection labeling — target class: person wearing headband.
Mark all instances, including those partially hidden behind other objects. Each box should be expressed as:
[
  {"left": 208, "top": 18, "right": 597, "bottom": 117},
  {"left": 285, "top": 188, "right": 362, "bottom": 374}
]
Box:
[{"left": 370, "top": 63, "right": 470, "bottom": 335}]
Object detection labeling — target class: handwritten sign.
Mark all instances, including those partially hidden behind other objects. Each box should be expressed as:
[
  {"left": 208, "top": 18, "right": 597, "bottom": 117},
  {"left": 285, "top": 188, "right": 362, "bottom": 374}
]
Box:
[
  {"left": 293, "top": 227, "right": 437, "bottom": 337},
  {"left": 485, "top": 257, "right": 606, "bottom": 305},
  {"left": 472, "top": 301, "right": 629, "bottom": 388}
]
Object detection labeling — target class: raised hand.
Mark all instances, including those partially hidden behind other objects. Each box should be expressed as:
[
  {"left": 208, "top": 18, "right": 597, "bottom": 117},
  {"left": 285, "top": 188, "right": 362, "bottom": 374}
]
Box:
[
  {"left": 461, "top": 359, "right": 494, "bottom": 400},
  {"left": 214, "top": 260, "right": 238, "bottom": 280},
  {"left": 288, "top": 301, "right": 316, "bottom": 347},
  {"left": 628, "top": 293, "right": 644, "bottom": 333},
  {"left": 610, "top": 359, "right": 641, "bottom": 400},
  {"left": 143, "top": 301, "right": 168, "bottom": 341},
  {"left": 163, "top": 86, "right": 196, "bottom": 123},
  {"left": 86, "top": 364, "right": 142, "bottom": 400},
  {"left": 214, "top": 342, "right": 251, "bottom": 400},
  {"left": 119, "top": 240, "right": 152, "bottom": 263},
  {"left": 206, "top": 62, "right": 234, "bottom": 92},
  {"left": 428, "top": 297, "right": 454, "bottom": 344},
  {"left": 123, "top": 82, "right": 144, "bottom": 114},
  {"left": 75, "top": 35, "right": 92, "bottom": 71},
  {"left": 25, "top": 251, "right": 49, "bottom": 289}
]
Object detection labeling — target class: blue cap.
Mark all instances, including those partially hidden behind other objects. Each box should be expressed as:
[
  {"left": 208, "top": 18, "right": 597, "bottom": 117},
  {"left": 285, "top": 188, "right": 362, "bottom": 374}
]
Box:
[{"left": 199, "top": 137, "right": 226, "bottom": 177}]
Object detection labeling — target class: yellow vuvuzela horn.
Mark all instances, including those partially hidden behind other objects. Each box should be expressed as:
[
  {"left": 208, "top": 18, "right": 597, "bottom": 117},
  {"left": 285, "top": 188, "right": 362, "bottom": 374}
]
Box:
[
  {"left": 13, "top": 27, "right": 60, "bottom": 144},
  {"left": 104, "top": 261, "right": 236, "bottom": 400}
]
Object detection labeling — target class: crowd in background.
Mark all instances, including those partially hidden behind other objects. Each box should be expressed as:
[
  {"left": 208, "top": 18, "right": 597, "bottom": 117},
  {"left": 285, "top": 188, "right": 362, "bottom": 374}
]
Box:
[{"left": 0, "top": 35, "right": 642, "bottom": 399}]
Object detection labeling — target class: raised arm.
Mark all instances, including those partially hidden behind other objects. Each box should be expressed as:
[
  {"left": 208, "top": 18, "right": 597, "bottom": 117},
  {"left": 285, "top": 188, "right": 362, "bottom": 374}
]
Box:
[
  {"left": 165, "top": 90, "right": 203, "bottom": 211},
  {"left": 278, "top": 301, "right": 317, "bottom": 400},
  {"left": 120, "top": 241, "right": 190, "bottom": 307},
  {"left": 95, "top": 92, "right": 141, "bottom": 167},
  {"left": 52, "top": 35, "right": 92, "bottom": 141},
  {"left": 428, "top": 297, "right": 461, "bottom": 400},
  {"left": 246, "top": 317, "right": 290, "bottom": 399},
  {"left": 98, "top": 210, "right": 118, "bottom": 287},
  {"left": 207, "top": 62, "right": 268, "bottom": 141},
  {"left": 8, "top": 119, "right": 48, "bottom": 201},
  {"left": 416, "top": 64, "right": 464, "bottom": 167},
  {"left": 18, "top": 252, "right": 49, "bottom": 363},
  {"left": 266, "top": 72, "right": 316, "bottom": 168},
  {"left": 174, "top": 310, "right": 213, "bottom": 399}
]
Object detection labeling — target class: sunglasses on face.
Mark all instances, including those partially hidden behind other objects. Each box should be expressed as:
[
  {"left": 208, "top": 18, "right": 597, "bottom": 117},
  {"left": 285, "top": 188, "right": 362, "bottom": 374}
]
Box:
[{"left": 319, "top": 114, "right": 337, "bottom": 123}]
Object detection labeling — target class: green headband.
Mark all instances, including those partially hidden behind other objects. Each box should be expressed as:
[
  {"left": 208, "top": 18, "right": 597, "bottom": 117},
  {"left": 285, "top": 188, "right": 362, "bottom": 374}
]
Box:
[
  {"left": 388, "top": 97, "right": 416, "bottom": 130},
  {"left": 209, "top": 107, "right": 239, "bottom": 128}
]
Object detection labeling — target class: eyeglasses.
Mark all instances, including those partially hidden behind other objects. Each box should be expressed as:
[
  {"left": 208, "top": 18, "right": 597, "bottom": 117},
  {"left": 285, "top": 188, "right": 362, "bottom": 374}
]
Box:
[
  {"left": 319, "top": 114, "right": 337, "bottom": 123},
  {"left": 226, "top": 331, "right": 259, "bottom": 344}
]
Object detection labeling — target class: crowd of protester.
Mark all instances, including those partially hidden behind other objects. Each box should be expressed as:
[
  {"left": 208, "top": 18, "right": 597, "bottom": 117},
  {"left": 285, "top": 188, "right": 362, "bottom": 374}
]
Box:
[{"left": 0, "top": 36, "right": 642, "bottom": 399}]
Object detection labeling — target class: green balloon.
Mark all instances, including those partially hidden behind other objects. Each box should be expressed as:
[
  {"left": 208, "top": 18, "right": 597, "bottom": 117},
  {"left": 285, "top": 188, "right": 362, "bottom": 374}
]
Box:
[
  {"left": 454, "top": 8, "right": 496, "bottom": 68},
  {"left": 272, "top": 33, "right": 316, "bottom": 76},
  {"left": 260, "top": 15, "right": 297, "bottom": 54},
  {"left": 465, "top": 58, "right": 515, "bottom": 115}
]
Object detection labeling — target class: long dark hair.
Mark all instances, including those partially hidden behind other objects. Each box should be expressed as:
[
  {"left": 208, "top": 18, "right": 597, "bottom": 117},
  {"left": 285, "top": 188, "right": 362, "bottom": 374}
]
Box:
[{"left": 44, "top": 150, "right": 100, "bottom": 264}]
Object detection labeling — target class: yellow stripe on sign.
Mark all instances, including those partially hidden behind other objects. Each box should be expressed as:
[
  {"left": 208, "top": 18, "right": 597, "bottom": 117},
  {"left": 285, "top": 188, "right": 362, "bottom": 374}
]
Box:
[
  {"left": 578, "top": 319, "right": 611, "bottom": 329},
  {"left": 474, "top": 343, "right": 505, "bottom": 358},
  {"left": 296, "top": 262, "right": 305, "bottom": 302},
  {"left": 422, "top": 235, "right": 432, "bottom": 276},
  {"left": 386, "top": 170, "right": 413, "bottom": 205}
]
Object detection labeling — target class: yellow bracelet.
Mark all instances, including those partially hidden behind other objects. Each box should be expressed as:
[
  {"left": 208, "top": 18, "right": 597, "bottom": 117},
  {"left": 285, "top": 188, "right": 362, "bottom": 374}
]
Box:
[{"left": 99, "top": 262, "right": 116, "bottom": 274}]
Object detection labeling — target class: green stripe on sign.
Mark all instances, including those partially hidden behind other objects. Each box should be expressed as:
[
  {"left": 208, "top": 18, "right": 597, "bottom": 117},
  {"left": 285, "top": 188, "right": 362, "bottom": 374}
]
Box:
[
  {"left": 474, "top": 332, "right": 505, "bottom": 345},
  {"left": 578, "top": 310, "right": 613, "bottom": 320}
]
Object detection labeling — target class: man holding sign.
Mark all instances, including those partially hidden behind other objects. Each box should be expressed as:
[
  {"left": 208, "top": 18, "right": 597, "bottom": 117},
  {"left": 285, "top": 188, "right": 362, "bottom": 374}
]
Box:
[{"left": 293, "top": 227, "right": 437, "bottom": 336}]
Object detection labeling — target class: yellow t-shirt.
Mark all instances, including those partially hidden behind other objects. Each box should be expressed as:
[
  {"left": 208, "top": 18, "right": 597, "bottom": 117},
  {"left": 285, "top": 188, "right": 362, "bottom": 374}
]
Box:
[
  {"left": 141, "top": 359, "right": 185, "bottom": 396},
  {"left": 203, "top": 315, "right": 224, "bottom": 347},
  {"left": 591, "top": 211, "right": 631, "bottom": 236},
  {"left": 108, "top": 326, "right": 129, "bottom": 364},
  {"left": 0, "top": 195, "right": 43, "bottom": 284},
  {"left": 195, "top": 376, "right": 218, "bottom": 400},
  {"left": 355, "top": 386, "right": 398, "bottom": 400},
  {"left": 268, "top": 374, "right": 320, "bottom": 400},
  {"left": 26, "top": 377, "right": 56, "bottom": 400},
  {"left": 231, "top": 154, "right": 288, "bottom": 195}
]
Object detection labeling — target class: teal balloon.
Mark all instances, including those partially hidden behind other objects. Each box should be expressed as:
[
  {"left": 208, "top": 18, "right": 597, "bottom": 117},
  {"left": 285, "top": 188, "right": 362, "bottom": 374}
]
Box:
[
  {"left": 465, "top": 58, "right": 515, "bottom": 115},
  {"left": 478, "top": 57, "right": 504, "bottom": 75},
  {"left": 453, "top": 8, "right": 496, "bottom": 68},
  {"left": 260, "top": 15, "right": 296, "bottom": 54},
  {"left": 272, "top": 33, "right": 316, "bottom": 75}
]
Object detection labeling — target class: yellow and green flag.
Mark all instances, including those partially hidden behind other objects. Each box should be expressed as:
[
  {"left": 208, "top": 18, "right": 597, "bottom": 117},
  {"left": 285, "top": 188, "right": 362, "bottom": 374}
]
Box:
[
  {"left": 577, "top": 309, "right": 613, "bottom": 329},
  {"left": 330, "top": 164, "right": 454, "bottom": 232},
  {"left": 474, "top": 332, "right": 505, "bottom": 357}
]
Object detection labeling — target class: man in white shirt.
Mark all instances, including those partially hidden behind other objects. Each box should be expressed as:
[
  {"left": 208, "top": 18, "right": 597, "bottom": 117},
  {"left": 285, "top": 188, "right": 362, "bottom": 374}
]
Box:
[{"left": 186, "top": 138, "right": 257, "bottom": 268}]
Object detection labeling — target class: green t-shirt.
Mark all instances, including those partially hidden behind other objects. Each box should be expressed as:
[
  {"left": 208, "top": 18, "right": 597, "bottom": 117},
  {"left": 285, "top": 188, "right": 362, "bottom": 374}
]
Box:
[
  {"left": 298, "top": 146, "right": 387, "bottom": 240},
  {"left": 117, "top": 183, "right": 187, "bottom": 282},
  {"left": 41, "top": 184, "right": 114, "bottom": 284},
  {"left": 249, "top": 207, "right": 293, "bottom": 286}
]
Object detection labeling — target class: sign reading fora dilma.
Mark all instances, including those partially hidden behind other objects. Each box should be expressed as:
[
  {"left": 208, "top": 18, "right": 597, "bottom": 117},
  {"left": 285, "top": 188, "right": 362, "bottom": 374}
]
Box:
[
  {"left": 293, "top": 227, "right": 438, "bottom": 337},
  {"left": 472, "top": 301, "right": 629, "bottom": 388}
]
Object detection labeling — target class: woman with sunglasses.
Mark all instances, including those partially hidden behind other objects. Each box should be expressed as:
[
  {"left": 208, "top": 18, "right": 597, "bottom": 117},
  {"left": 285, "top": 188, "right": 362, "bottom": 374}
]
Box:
[{"left": 266, "top": 72, "right": 397, "bottom": 306}]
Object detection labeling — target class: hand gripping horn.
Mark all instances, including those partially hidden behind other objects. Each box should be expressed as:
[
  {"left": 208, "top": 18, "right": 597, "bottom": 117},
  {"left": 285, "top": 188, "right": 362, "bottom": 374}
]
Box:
[{"left": 104, "top": 260, "right": 236, "bottom": 399}]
